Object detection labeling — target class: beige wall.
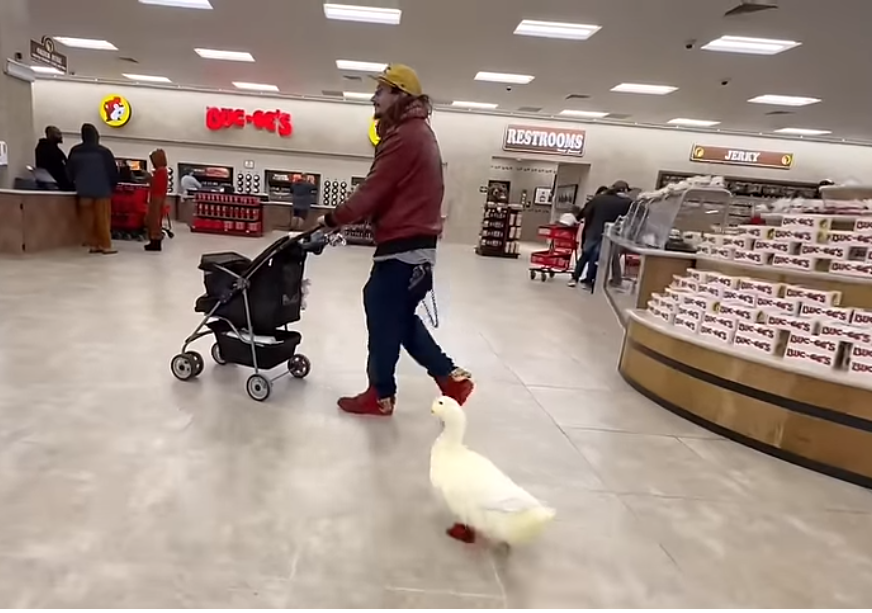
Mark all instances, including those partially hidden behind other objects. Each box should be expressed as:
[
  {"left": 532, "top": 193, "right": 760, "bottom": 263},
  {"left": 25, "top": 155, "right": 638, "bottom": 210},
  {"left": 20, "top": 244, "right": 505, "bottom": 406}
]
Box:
[{"left": 32, "top": 80, "right": 872, "bottom": 244}]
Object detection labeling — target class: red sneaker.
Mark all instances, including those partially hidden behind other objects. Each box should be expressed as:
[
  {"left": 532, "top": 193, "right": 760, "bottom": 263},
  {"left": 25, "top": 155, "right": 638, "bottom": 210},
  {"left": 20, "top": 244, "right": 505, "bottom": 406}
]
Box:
[
  {"left": 435, "top": 368, "right": 475, "bottom": 406},
  {"left": 338, "top": 387, "right": 395, "bottom": 417}
]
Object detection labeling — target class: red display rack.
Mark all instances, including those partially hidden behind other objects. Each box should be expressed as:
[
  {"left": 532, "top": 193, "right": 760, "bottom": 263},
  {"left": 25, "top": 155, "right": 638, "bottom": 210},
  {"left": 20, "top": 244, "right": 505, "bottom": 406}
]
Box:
[{"left": 190, "top": 192, "right": 265, "bottom": 237}]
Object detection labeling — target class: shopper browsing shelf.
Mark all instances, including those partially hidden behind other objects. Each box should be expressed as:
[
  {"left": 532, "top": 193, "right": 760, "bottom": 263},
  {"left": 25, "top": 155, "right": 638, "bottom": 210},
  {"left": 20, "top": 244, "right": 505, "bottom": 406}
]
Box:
[
  {"left": 67, "top": 123, "right": 119, "bottom": 255},
  {"left": 179, "top": 171, "right": 202, "bottom": 196},
  {"left": 319, "top": 64, "right": 473, "bottom": 417},
  {"left": 568, "top": 180, "right": 632, "bottom": 290},
  {"left": 145, "top": 148, "right": 168, "bottom": 252}
]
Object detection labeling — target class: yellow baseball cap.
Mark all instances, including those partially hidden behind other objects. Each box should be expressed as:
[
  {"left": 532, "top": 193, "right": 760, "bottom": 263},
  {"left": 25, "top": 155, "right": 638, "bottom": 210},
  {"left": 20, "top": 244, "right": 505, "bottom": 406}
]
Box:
[{"left": 374, "top": 64, "right": 423, "bottom": 96}]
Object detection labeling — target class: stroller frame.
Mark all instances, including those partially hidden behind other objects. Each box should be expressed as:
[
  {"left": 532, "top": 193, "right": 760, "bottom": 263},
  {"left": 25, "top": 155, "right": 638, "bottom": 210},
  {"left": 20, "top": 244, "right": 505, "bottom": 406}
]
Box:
[{"left": 170, "top": 226, "right": 329, "bottom": 401}]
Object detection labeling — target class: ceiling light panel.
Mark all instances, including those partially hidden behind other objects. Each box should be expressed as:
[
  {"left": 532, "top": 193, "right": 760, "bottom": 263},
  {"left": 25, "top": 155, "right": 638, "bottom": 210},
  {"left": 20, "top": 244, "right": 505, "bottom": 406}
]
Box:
[
  {"left": 195, "top": 48, "right": 255, "bottom": 62},
  {"left": 54, "top": 37, "right": 118, "bottom": 50},
  {"left": 668, "top": 118, "right": 721, "bottom": 127},
  {"left": 138, "top": 0, "right": 213, "bottom": 8},
  {"left": 233, "top": 82, "right": 280, "bottom": 92},
  {"left": 514, "top": 20, "right": 601, "bottom": 41},
  {"left": 343, "top": 91, "right": 373, "bottom": 100},
  {"left": 611, "top": 83, "right": 678, "bottom": 95},
  {"left": 774, "top": 128, "right": 832, "bottom": 136},
  {"left": 336, "top": 60, "right": 387, "bottom": 72},
  {"left": 474, "top": 71, "right": 535, "bottom": 84},
  {"left": 32, "top": 66, "right": 64, "bottom": 75},
  {"left": 452, "top": 101, "right": 499, "bottom": 109},
  {"left": 324, "top": 4, "right": 402, "bottom": 25},
  {"left": 559, "top": 110, "right": 609, "bottom": 118},
  {"left": 748, "top": 94, "right": 821, "bottom": 106},
  {"left": 123, "top": 73, "right": 172, "bottom": 83},
  {"left": 702, "top": 35, "right": 801, "bottom": 55}
]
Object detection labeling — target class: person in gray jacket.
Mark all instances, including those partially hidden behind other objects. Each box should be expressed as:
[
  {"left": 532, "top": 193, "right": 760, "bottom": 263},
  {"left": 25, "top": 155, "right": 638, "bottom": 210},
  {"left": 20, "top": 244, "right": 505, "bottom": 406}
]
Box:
[{"left": 68, "top": 123, "right": 119, "bottom": 254}]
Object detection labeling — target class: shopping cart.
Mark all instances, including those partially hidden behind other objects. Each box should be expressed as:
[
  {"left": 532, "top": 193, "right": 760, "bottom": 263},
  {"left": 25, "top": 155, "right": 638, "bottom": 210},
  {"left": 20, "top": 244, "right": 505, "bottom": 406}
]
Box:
[
  {"left": 529, "top": 224, "right": 579, "bottom": 282},
  {"left": 111, "top": 184, "right": 174, "bottom": 241}
]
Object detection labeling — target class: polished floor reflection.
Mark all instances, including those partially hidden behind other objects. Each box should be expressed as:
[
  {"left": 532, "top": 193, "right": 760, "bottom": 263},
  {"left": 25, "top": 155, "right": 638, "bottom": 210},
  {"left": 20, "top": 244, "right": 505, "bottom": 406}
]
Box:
[{"left": 1, "top": 234, "right": 872, "bottom": 607}]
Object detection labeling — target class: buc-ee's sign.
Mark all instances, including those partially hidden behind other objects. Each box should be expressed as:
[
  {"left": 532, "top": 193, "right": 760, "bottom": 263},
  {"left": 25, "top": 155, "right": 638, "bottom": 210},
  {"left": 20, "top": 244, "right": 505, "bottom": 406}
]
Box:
[
  {"left": 503, "top": 124, "right": 586, "bottom": 157},
  {"left": 691, "top": 144, "right": 794, "bottom": 170},
  {"left": 206, "top": 107, "right": 293, "bottom": 138}
]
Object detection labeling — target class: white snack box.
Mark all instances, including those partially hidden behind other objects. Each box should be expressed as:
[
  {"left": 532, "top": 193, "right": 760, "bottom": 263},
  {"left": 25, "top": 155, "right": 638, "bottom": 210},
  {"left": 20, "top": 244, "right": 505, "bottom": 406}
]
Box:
[
  {"left": 765, "top": 313, "right": 819, "bottom": 335},
  {"left": 830, "top": 260, "right": 872, "bottom": 278},
  {"left": 753, "top": 239, "right": 797, "bottom": 255},
  {"left": 696, "top": 245, "right": 712, "bottom": 256},
  {"left": 771, "top": 254, "right": 816, "bottom": 272},
  {"left": 698, "top": 284, "right": 724, "bottom": 299},
  {"left": 781, "top": 215, "right": 832, "bottom": 231},
  {"left": 674, "top": 313, "right": 701, "bottom": 334},
  {"left": 680, "top": 293, "right": 721, "bottom": 313},
  {"left": 677, "top": 304, "right": 705, "bottom": 322},
  {"left": 703, "top": 312, "right": 737, "bottom": 331},
  {"left": 736, "top": 320, "right": 779, "bottom": 343},
  {"left": 852, "top": 310, "right": 872, "bottom": 327},
  {"left": 852, "top": 345, "right": 872, "bottom": 364},
  {"left": 735, "top": 292, "right": 758, "bottom": 308},
  {"left": 828, "top": 231, "right": 859, "bottom": 245},
  {"left": 733, "top": 333, "right": 779, "bottom": 356},
  {"left": 710, "top": 246, "right": 736, "bottom": 260},
  {"left": 738, "top": 225, "right": 775, "bottom": 239},
  {"left": 723, "top": 235, "right": 756, "bottom": 250},
  {"left": 756, "top": 295, "right": 801, "bottom": 315},
  {"left": 722, "top": 288, "right": 742, "bottom": 303},
  {"left": 848, "top": 359, "right": 872, "bottom": 377},
  {"left": 699, "top": 322, "right": 735, "bottom": 344},
  {"left": 738, "top": 278, "right": 783, "bottom": 298},
  {"left": 672, "top": 276, "right": 699, "bottom": 292},
  {"left": 653, "top": 306, "right": 675, "bottom": 325},
  {"left": 773, "top": 228, "right": 822, "bottom": 244},
  {"left": 719, "top": 302, "right": 762, "bottom": 323},
  {"left": 783, "top": 344, "right": 840, "bottom": 370},
  {"left": 800, "top": 244, "right": 850, "bottom": 260},
  {"left": 734, "top": 249, "right": 772, "bottom": 266},
  {"left": 664, "top": 287, "right": 691, "bottom": 303},
  {"left": 709, "top": 274, "right": 741, "bottom": 290},
  {"left": 686, "top": 269, "right": 714, "bottom": 284},
  {"left": 855, "top": 218, "right": 872, "bottom": 233},
  {"left": 799, "top": 303, "right": 826, "bottom": 319},
  {"left": 819, "top": 322, "right": 872, "bottom": 347},
  {"left": 783, "top": 286, "right": 842, "bottom": 307},
  {"left": 819, "top": 306, "right": 855, "bottom": 325},
  {"left": 785, "top": 333, "right": 841, "bottom": 371},
  {"left": 854, "top": 234, "right": 872, "bottom": 247}
]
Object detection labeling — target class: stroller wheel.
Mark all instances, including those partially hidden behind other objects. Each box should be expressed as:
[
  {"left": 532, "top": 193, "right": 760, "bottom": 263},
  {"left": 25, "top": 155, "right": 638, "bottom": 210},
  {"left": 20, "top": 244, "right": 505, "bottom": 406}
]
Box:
[
  {"left": 246, "top": 374, "right": 271, "bottom": 402},
  {"left": 187, "top": 351, "right": 204, "bottom": 377},
  {"left": 288, "top": 354, "right": 311, "bottom": 379},
  {"left": 211, "top": 342, "right": 227, "bottom": 365},
  {"left": 171, "top": 353, "right": 198, "bottom": 381}
]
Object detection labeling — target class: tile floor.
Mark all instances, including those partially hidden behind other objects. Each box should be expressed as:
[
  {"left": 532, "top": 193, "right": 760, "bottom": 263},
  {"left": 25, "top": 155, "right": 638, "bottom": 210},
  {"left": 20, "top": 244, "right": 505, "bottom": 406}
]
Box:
[{"left": 2, "top": 233, "right": 872, "bottom": 607}]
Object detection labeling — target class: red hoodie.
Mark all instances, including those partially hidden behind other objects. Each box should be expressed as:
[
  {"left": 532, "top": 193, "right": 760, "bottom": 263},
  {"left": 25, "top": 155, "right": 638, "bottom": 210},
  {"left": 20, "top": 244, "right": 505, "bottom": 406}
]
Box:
[{"left": 326, "top": 99, "right": 444, "bottom": 256}]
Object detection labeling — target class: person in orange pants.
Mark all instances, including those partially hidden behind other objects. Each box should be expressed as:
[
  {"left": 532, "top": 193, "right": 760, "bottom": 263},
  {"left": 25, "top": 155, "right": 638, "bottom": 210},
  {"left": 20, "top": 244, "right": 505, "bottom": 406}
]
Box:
[
  {"left": 145, "top": 148, "right": 168, "bottom": 252},
  {"left": 67, "top": 123, "right": 119, "bottom": 254}
]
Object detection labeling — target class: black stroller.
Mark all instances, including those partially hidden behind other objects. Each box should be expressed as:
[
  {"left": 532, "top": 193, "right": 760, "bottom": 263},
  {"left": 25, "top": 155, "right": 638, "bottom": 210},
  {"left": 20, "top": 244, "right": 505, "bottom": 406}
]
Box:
[{"left": 170, "top": 227, "right": 332, "bottom": 401}]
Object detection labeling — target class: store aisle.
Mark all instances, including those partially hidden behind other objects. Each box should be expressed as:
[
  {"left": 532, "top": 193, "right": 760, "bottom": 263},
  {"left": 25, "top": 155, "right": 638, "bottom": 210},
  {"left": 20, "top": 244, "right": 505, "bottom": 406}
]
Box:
[{"left": 1, "top": 234, "right": 872, "bottom": 607}]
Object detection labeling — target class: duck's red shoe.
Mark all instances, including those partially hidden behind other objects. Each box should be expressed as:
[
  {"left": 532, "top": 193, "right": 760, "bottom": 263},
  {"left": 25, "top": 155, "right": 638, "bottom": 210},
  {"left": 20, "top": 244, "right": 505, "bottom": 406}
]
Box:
[
  {"left": 337, "top": 387, "right": 395, "bottom": 417},
  {"left": 436, "top": 368, "right": 475, "bottom": 406},
  {"left": 446, "top": 523, "right": 476, "bottom": 544}
]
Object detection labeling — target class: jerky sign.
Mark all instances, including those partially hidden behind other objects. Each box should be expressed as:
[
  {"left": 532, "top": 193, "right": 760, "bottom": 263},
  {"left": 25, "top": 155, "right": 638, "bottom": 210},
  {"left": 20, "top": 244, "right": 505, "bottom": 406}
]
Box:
[
  {"left": 690, "top": 144, "right": 794, "bottom": 170},
  {"left": 503, "top": 125, "right": 586, "bottom": 157}
]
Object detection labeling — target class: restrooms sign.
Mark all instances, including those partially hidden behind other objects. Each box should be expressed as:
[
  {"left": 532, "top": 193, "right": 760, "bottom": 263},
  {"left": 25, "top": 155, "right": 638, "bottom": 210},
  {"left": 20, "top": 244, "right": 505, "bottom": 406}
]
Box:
[{"left": 503, "top": 124, "right": 586, "bottom": 157}]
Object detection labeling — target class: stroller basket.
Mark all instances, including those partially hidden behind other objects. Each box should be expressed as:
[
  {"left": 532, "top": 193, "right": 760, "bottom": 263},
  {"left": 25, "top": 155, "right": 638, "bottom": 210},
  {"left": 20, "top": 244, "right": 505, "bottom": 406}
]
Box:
[{"left": 208, "top": 319, "right": 302, "bottom": 370}]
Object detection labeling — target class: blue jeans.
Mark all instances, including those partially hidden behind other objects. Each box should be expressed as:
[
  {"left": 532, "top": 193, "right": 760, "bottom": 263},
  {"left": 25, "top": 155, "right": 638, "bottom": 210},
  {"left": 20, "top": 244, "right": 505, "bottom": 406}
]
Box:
[
  {"left": 363, "top": 259, "right": 455, "bottom": 399},
  {"left": 571, "top": 240, "right": 602, "bottom": 284}
]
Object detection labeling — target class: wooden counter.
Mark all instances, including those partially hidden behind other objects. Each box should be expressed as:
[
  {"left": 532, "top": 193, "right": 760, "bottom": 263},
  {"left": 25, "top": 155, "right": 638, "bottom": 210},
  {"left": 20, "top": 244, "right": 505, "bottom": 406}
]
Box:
[{"left": 0, "top": 190, "right": 81, "bottom": 254}]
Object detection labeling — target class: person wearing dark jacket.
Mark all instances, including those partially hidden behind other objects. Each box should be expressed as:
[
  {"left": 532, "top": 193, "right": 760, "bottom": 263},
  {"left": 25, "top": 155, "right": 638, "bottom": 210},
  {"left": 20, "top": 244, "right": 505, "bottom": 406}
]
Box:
[
  {"left": 35, "top": 126, "right": 73, "bottom": 191},
  {"left": 568, "top": 180, "right": 632, "bottom": 290},
  {"left": 319, "top": 64, "right": 473, "bottom": 417},
  {"left": 68, "top": 123, "right": 120, "bottom": 255}
]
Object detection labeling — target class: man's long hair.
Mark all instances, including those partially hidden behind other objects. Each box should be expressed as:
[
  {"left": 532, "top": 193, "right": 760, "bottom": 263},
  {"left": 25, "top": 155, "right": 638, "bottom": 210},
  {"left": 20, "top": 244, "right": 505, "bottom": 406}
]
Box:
[{"left": 381, "top": 91, "right": 433, "bottom": 128}]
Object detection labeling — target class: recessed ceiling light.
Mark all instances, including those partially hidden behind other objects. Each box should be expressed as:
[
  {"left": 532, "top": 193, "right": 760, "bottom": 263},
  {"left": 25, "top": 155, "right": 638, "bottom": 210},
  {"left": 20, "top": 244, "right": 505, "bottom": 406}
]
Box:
[
  {"left": 702, "top": 35, "right": 801, "bottom": 55},
  {"left": 452, "top": 101, "right": 499, "bottom": 109},
  {"left": 195, "top": 48, "right": 255, "bottom": 62},
  {"left": 32, "top": 65, "right": 64, "bottom": 75},
  {"left": 474, "top": 71, "right": 535, "bottom": 84},
  {"left": 343, "top": 91, "right": 373, "bottom": 100},
  {"left": 123, "top": 73, "right": 172, "bottom": 83},
  {"left": 335, "top": 59, "right": 387, "bottom": 72},
  {"left": 668, "top": 118, "right": 721, "bottom": 127},
  {"left": 748, "top": 94, "right": 821, "bottom": 107},
  {"left": 774, "top": 128, "right": 832, "bottom": 136},
  {"left": 233, "top": 81, "right": 280, "bottom": 92},
  {"left": 138, "top": 0, "right": 213, "bottom": 8},
  {"left": 514, "top": 20, "right": 601, "bottom": 41},
  {"left": 54, "top": 37, "right": 118, "bottom": 51},
  {"left": 324, "top": 3, "right": 402, "bottom": 25},
  {"left": 559, "top": 110, "right": 609, "bottom": 118},
  {"left": 611, "top": 83, "right": 678, "bottom": 95}
]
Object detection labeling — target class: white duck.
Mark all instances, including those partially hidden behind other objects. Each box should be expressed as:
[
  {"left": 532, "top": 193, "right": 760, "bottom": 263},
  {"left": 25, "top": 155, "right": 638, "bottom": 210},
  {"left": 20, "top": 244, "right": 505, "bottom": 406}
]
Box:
[{"left": 429, "top": 396, "right": 555, "bottom": 547}]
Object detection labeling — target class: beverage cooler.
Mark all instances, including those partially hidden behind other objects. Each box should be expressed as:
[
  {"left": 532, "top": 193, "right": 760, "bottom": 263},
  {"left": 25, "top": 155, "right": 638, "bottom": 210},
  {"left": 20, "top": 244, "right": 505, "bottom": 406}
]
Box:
[
  {"left": 265, "top": 170, "right": 321, "bottom": 204},
  {"left": 178, "top": 163, "right": 234, "bottom": 192}
]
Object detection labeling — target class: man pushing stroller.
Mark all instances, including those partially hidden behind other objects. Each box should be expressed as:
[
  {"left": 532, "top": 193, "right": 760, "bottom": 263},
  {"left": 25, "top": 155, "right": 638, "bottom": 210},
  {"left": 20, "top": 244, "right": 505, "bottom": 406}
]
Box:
[{"left": 319, "top": 64, "right": 473, "bottom": 417}]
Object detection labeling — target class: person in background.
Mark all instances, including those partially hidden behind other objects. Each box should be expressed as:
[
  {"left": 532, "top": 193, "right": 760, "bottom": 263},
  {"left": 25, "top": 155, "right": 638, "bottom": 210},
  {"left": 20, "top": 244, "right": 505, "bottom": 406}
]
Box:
[
  {"left": 568, "top": 180, "right": 632, "bottom": 290},
  {"left": 145, "top": 148, "right": 168, "bottom": 252},
  {"left": 290, "top": 174, "right": 317, "bottom": 231},
  {"left": 35, "top": 125, "right": 73, "bottom": 191},
  {"left": 180, "top": 170, "right": 202, "bottom": 196},
  {"left": 118, "top": 161, "right": 134, "bottom": 183},
  {"left": 67, "top": 123, "right": 119, "bottom": 255},
  {"left": 318, "top": 64, "right": 473, "bottom": 417}
]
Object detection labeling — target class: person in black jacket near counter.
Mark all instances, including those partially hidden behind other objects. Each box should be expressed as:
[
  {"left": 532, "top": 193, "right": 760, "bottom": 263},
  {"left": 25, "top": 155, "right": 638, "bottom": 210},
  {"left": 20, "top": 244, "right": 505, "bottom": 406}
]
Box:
[
  {"left": 35, "top": 126, "right": 73, "bottom": 191},
  {"left": 68, "top": 123, "right": 120, "bottom": 255}
]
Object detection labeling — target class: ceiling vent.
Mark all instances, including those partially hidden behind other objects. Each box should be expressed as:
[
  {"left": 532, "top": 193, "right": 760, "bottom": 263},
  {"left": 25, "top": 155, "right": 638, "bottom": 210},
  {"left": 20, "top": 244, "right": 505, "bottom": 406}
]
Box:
[
  {"left": 322, "top": 90, "right": 343, "bottom": 97},
  {"left": 341, "top": 74, "right": 364, "bottom": 82},
  {"left": 118, "top": 56, "right": 140, "bottom": 63},
  {"left": 725, "top": 0, "right": 778, "bottom": 17},
  {"left": 517, "top": 106, "right": 542, "bottom": 113},
  {"left": 765, "top": 110, "right": 794, "bottom": 116},
  {"left": 565, "top": 93, "right": 591, "bottom": 100}
]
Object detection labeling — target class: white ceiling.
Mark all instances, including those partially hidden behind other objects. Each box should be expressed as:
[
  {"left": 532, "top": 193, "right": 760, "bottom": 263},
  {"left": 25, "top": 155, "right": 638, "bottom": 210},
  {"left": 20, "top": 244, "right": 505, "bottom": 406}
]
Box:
[{"left": 27, "top": 0, "right": 872, "bottom": 142}]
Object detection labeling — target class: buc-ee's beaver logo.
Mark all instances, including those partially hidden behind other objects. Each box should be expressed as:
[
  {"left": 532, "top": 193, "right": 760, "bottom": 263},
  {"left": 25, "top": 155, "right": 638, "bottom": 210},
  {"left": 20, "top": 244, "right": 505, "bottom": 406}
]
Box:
[{"left": 100, "top": 94, "right": 132, "bottom": 128}]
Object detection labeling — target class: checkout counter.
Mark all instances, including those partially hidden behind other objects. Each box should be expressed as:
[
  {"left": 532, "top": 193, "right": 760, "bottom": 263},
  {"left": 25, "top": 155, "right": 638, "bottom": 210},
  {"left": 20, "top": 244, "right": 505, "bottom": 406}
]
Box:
[{"left": 600, "top": 187, "right": 872, "bottom": 489}]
